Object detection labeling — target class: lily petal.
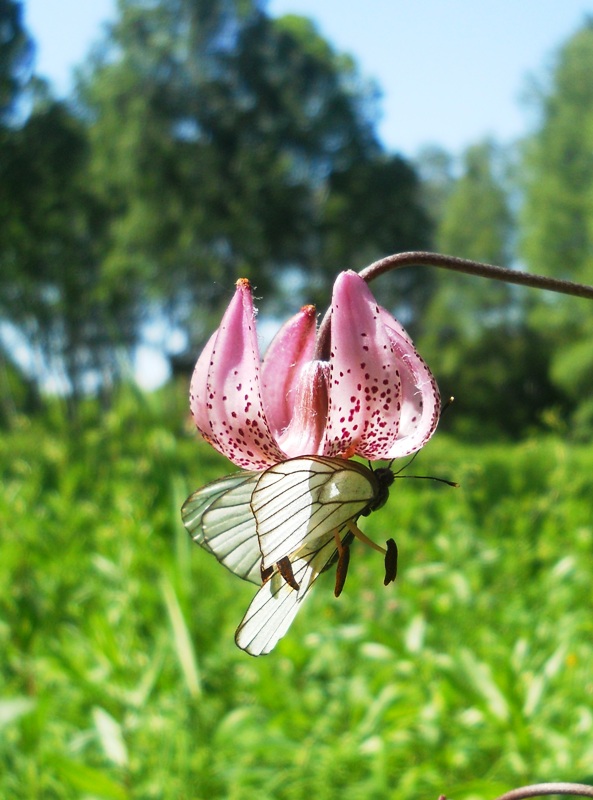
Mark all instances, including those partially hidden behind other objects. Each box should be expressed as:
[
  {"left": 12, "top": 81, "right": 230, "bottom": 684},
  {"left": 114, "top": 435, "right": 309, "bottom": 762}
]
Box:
[
  {"left": 323, "top": 271, "right": 440, "bottom": 460},
  {"left": 383, "top": 322, "right": 441, "bottom": 458},
  {"left": 189, "top": 329, "right": 217, "bottom": 446},
  {"left": 190, "top": 279, "right": 284, "bottom": 469},
  {"left": 275, "top": 360, "right": 330, "bottom": 457},
  {"left": 324, "top": 271, "right": 404, "bottom": 459},
  {"left": 261, "top": 305, "right": 317, "bottom": 438}
]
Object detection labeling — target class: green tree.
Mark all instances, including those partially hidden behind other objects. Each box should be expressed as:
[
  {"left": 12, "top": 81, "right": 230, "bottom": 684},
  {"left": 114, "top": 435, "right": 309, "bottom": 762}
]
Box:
[
  {"left": 439, "top": 142, "right": 513, "bottom": 267},
  {"left": 520, "top": 19, "right": 593, "bottom": 431},
  {"left": 422, "top": 140, "right": 514, "bottom": 344},
  {"left": 77, "top": 0, "right": 431, "bottom": 351},
  {"left": 0, "top": 0, "right": 33, "bottom": 124},
  {"left": 2, "top": 0, "right": 433, "bottom": 408},
  {"left": 416, "top": 141, "right": 559, "bottom": 437},
  {"left": 0, "top": 102, "right": 139, "bottom": 409},
  {"left": 319, "top": 154, "right": 433, "bottom": 326},
  {"left": 414, "top": 145, "right": 455, "bottom": 226}
]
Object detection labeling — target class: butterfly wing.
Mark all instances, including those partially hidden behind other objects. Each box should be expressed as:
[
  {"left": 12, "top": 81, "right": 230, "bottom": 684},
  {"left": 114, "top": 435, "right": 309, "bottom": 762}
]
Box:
[
  {"left": 183, "top": 457, "right": 385, "bottom": 654},
  {"left": 181, "top": 470, "right": 263, "bottom": 584},
  {"left": 251, "top": 456, "right": 379, "bottom": 569},
  {"left": 235, "top": 530, "right": 344, "bottom": 656}
]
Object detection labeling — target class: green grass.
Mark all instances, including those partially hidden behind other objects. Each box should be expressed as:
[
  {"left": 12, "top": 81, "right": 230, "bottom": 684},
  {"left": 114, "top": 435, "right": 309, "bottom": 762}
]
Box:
[{"left": 1, "top": 385, "right": 592, "bottom": 799}]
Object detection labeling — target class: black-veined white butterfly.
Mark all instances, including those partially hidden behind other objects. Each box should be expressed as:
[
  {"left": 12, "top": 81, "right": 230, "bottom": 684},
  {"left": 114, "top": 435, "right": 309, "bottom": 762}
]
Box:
[{"left": 182, "top": 456, "right": 397, "bottom": 656}]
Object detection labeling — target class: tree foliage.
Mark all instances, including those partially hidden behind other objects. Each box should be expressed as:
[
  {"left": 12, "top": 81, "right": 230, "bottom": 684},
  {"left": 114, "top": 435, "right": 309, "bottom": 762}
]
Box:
[
  {"left": 76, "top": 0, "right": 431, "bottom": 343},
  {"left": 0, "top": 0, "right": 33, "bottom": 123},
  {"left": 3, "top": 1, "right": 592, "bottom": 439},
  {"left": 415, "top": 141, "right": 542, "bottom": 436},
  {"left": 0, "top": 0, "right": 432, "bottom": 407},
  {"left": 521, "top": 19, "right": 593, "bottom": 286},
  {"left": 0, "top": 102, "right": 139, "bottom": 406},
  {"left": 520, "top": 19, "right": 593, "bottom": 429}
]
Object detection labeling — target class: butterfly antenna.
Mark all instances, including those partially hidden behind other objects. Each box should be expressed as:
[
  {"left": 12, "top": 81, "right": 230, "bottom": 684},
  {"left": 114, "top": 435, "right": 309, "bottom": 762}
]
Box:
[
  {"left": 389, "top": 397, "right": 456, "bottom": 482},
  {"left": 392, "top": 451, "right": 420, "bottom": 476},
  {"left": 370, "top": 401, "right": 457, "bottom": 483},
  {"left": 441, "top": 395, "right": 455, "bottom": 415},
  {"left": 394, "top": 474, "right": 459, "bottom": 488}
]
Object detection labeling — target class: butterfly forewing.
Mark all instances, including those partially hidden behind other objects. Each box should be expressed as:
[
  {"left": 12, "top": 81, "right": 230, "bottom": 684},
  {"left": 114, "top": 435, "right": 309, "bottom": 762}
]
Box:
[
  {"left": 235, "top": 530, "right": 343, "bottom": 656},
  {"left": 251, "top": 456, "right": 379, "bottom": 569},
  {"left": 181, "top": 470, "right": 263, "bottom": 584}
]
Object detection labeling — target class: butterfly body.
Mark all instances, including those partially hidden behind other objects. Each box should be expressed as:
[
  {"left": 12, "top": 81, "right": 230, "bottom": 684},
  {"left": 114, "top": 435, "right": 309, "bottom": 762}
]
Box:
[
  {"left": 181, "top": 455, "right": 393, "bottom": 655},
  {"left": 360, "top": 466, "right": 394, "bottom": 515}
]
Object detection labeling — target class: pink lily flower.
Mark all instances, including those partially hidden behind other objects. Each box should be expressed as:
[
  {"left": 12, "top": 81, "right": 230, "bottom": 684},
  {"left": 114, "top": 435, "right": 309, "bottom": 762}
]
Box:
[{"left": 190, "top": 271, "right": 440, "bottom": 468}]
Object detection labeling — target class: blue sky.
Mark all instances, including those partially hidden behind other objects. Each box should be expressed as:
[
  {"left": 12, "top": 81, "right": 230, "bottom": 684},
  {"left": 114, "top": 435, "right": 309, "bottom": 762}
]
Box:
[{"left": 25, "top": 0, "right": 593, "bottom": 157}]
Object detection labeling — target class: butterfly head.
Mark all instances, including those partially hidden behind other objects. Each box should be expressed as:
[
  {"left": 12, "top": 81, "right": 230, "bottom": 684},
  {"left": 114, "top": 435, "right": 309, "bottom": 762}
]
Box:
[{"left": 361, "top": 465, "right": 394, "bottom": 516}]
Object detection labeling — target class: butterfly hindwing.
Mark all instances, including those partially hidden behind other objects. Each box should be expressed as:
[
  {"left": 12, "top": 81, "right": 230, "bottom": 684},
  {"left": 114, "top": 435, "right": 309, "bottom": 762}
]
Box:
[
  {"left": 181, "top": 470, "right": 263, "bottom": 584},
  {"left": 235, "top": 531, "right": 343, "bottom": 656},
  {"left": 251, "top": 456, "right": 379, "bottom": 569}
]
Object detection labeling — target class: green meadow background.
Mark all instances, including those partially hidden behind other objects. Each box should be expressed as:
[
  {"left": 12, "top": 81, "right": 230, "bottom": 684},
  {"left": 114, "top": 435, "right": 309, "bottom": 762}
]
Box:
[{"left": 1, "top": 386, "right": 592, "bottom": 800}]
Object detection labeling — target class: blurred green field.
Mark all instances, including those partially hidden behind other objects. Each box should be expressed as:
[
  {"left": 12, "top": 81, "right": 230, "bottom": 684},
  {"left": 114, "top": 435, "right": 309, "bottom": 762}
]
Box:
[{"left": 1, "top": 386, "right": 592, "bottom": 800}]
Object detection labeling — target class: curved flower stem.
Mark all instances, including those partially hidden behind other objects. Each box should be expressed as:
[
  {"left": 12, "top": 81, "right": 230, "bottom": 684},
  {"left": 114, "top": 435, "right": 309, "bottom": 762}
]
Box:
[
  {"left": 315, "top": 251, "right": 593, "bottom": 359},
  {"left": 490, "top": 782, "right": 593, "bottom": 800},
  {"left": 359, "top": 251, "right": 593, "bottom": 298}
]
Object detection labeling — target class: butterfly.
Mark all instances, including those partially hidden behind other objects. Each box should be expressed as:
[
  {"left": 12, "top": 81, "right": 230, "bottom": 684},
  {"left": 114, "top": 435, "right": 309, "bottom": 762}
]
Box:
[{"left": 181, "top": 456, "right": 397, "bottom": 656}]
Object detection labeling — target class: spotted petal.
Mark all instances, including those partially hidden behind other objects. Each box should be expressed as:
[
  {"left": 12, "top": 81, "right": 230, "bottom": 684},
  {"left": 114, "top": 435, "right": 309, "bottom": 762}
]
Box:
[
  {"left": 324, "top": 271, "right": 404, "bottom": 459},
  {"left": 382, "top": 321, "right": 440, "bottom": 458},
  {"left": 323, "top": 271, "right": 440, "bottom": 460},
  {"left": 190, "top": 279, "right": 284, "bottom": 469}
]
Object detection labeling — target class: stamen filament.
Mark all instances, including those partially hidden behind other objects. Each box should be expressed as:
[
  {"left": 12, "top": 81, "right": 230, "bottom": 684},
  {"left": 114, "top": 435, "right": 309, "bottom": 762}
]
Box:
[
  {"left": 346, "top": 520, "right": 387, "bottom": 555},
  {"left": 334, "top": 530, "right": 351, "bottom": 597},
  {"left": 333, "top": 528, "right": 345, "bottom": 554}
]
